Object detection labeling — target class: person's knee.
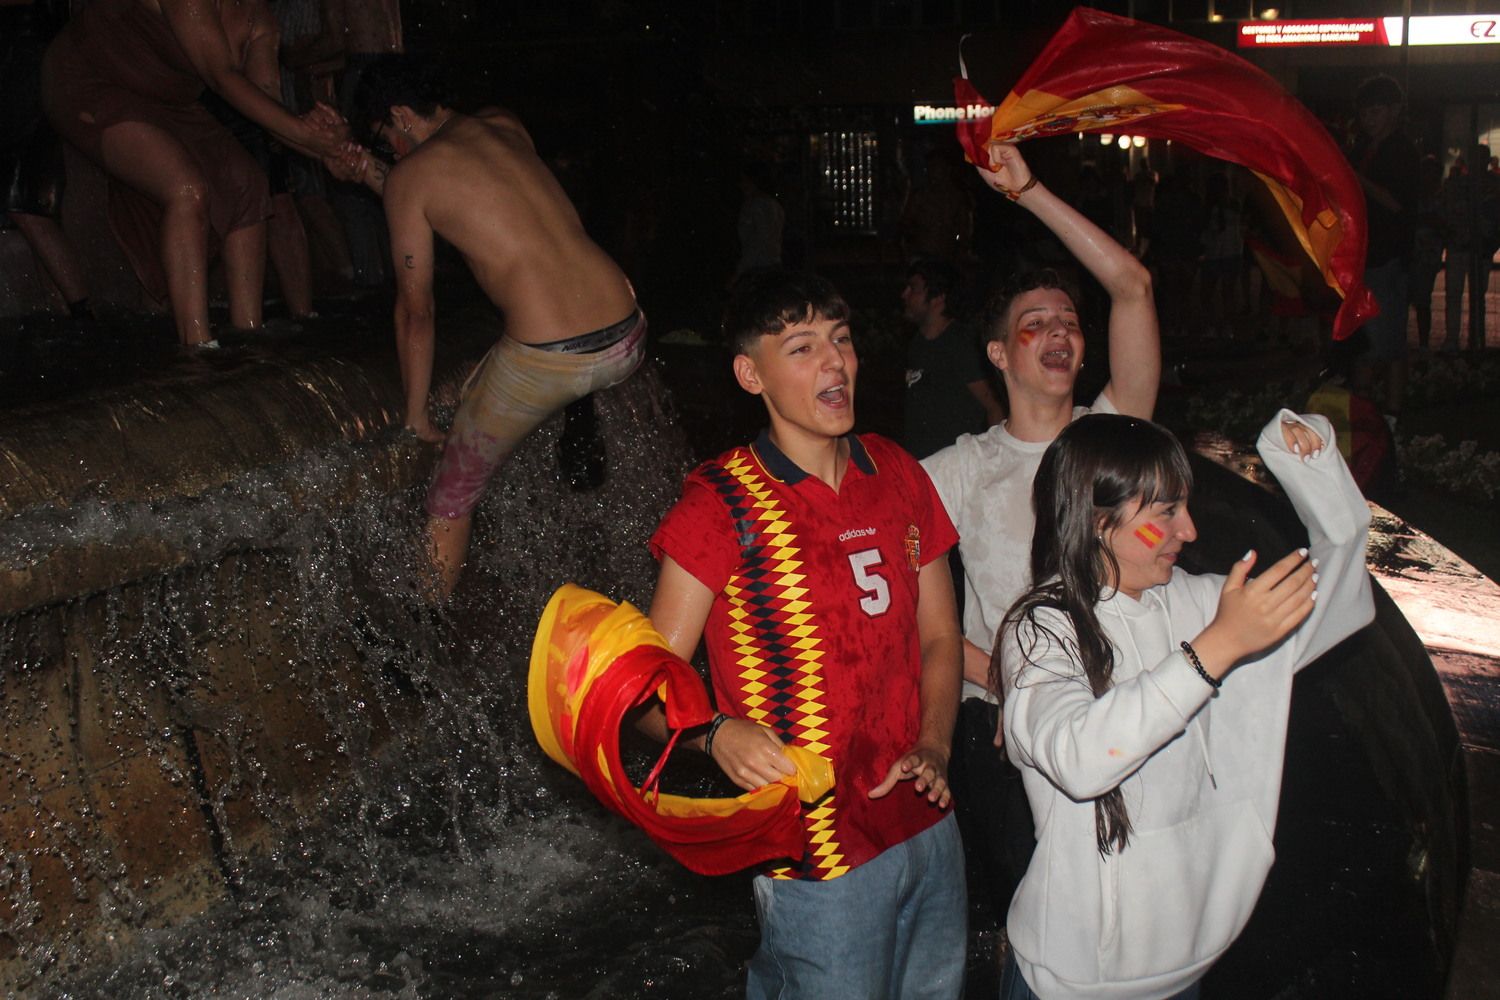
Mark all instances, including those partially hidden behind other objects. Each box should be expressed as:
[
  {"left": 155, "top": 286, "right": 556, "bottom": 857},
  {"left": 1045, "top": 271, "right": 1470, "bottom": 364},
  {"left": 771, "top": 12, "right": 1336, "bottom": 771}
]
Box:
[{"left": 163, "top": 175, "right": 212, "bottom": 222}]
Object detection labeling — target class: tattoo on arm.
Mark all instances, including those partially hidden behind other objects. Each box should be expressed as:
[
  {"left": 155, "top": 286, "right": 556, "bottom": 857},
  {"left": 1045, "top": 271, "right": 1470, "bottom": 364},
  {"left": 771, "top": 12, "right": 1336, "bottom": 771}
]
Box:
[{"left": 404, "top": 255, "right": 415, "bottom": 269}]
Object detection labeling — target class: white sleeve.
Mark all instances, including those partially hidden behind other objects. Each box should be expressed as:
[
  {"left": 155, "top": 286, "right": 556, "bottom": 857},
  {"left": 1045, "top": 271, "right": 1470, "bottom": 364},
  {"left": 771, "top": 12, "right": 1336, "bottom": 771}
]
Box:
[
  {"left": 1002, "top": 613, "right": 1215, "bottom": 800},
  {"left": 1254, "top": 410, "right": 1375, "bottom": 672},
  {"left": 920, "top": 443, "right": 964, "bottom": 535},
  {"left": 1087, "top": 391, "right": 1120, "bottom": 416}
]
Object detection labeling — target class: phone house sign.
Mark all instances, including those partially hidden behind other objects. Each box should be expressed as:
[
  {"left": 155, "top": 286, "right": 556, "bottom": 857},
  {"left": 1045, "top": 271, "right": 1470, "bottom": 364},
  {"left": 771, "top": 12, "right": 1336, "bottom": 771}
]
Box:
[{"left": 912, "top": 103, "right": 994, "bottom": 125}]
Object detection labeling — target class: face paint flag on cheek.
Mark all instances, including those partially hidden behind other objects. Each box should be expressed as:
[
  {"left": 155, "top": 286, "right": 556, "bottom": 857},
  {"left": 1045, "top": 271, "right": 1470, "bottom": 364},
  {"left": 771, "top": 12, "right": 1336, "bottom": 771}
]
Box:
[
  {"left": 955, "top": 7, "right": 1377, "bottom": 340},
  {"left": 1135, "top": 523, "right": 1165, "bottom": 549}
]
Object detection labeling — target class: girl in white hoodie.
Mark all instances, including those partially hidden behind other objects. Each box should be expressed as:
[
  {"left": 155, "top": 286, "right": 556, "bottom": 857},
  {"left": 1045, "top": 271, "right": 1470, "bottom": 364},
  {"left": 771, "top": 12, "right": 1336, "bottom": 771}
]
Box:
[{"left": 995, "top": 410, "right": 1375, "bottom": 1000}]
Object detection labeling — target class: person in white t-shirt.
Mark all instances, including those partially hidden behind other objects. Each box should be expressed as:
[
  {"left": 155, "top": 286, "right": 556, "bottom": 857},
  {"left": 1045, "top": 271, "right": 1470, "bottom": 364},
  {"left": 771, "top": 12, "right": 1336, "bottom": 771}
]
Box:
[{"left": 921, "top": 142, "right": 1160, "bottom": 925}]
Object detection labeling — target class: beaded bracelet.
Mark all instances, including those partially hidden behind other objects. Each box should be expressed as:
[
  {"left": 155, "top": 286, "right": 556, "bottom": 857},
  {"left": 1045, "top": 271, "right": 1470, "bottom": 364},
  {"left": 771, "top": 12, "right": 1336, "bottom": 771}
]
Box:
[
  {"left": 703, "top": 712, "right": 731, "bottom": 759},
  {"left": 1180, "top": 640, "right": 1222, "bottom": 691}
]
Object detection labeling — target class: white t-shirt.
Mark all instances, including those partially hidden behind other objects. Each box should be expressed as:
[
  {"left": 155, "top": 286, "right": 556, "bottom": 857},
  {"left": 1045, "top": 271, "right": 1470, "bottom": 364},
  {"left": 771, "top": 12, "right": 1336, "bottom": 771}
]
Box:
[{"left": 921, "top": 393, "right": 1117, "bottom": 699}]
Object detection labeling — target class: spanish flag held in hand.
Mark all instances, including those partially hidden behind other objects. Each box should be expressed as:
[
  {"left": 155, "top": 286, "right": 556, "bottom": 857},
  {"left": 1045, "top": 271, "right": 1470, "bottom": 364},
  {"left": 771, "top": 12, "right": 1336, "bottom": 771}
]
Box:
[{"left": 957, "top": 7, "right": 1377, "bottom": 340}]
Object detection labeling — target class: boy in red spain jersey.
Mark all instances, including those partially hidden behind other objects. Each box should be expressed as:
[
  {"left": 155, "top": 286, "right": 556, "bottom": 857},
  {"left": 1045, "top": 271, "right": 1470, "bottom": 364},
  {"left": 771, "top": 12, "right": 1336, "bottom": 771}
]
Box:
[{"left": 640, "top": 269, "right": 966, "bottom": 999}]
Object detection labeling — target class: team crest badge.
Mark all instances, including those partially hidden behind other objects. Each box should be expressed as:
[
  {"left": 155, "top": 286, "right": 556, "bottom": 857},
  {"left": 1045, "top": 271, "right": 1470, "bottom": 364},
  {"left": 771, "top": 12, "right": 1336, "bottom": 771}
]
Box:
[{"left": 904, "top": 525, "right": 921, "bottom": 571}]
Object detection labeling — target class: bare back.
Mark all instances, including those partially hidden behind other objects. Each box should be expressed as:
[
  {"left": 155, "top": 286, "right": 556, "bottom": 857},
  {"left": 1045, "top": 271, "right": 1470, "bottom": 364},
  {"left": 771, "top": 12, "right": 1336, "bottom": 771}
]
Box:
[{"left": 390, "top": 113, "right": 635, "bottom": 345}]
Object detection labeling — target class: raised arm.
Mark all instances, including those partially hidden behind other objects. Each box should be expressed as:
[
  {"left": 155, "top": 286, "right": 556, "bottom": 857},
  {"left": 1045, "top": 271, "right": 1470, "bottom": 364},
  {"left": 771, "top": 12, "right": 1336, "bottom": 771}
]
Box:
[
  {"left": 1252, "top": 411, "right": 1374, "bottom": 669},
  {"left": 978, "top": 143, "right": 1160, "bottom": 418},
  {"left": 1155, "top": 412, "right": 1371, "bottom": 689},
  {"left": 160, "top": 0, "right": 344, "bottom": 158},
  {"left": 384, "top": 167, "right": 442, "bottom": 442}
]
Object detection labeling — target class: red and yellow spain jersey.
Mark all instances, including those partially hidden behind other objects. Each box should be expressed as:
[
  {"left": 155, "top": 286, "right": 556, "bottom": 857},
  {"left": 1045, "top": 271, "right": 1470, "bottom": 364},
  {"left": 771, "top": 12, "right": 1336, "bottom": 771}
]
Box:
[{"left": 651, "top": 432, "right": 958, "bottom": 880}]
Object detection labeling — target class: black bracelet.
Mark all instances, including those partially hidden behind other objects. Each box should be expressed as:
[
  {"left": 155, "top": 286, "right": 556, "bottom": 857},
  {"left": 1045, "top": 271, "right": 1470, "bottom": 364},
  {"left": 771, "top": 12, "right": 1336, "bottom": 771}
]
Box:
[
  {"left": 1003, "top": 174, "right": 1039, "bottom": 202},
  {"left": 703, "top": 712, "right": 731, "bottom": 759},
  {"left": 1180, "top": 641, "right": 1222, "bottom": 691}
]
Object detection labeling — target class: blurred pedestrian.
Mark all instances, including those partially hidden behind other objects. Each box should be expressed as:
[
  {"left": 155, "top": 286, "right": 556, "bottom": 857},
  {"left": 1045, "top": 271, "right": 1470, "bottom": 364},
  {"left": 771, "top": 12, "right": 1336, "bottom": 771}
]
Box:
[
  {"left": 1440, "top": 145, "right": 1498, "bottom": 352},
  {"left": 1409, "top": 154, "right": 1444, "bottom": 352},
  {"left": 1345, "top": 75, "right": 1418, "bottom": 425}
]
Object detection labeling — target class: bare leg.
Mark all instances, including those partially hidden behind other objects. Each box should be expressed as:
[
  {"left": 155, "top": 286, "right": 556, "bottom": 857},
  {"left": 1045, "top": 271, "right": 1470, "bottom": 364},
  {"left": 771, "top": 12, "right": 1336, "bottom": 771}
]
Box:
[
  {"left": 425, "top": 514, "right": 472, "bottom": 599},
  {"left": 222, "top": 220, "right": 267, "bottom": 331},
  {"left": 11, "top": 213, "right": 89, "bottom": 306},
  {"left": 267, "top": 192, "right": 315, "bottom": 317},
  {"left": 98, "top": 121, "right": 214, "bottom": 346}
]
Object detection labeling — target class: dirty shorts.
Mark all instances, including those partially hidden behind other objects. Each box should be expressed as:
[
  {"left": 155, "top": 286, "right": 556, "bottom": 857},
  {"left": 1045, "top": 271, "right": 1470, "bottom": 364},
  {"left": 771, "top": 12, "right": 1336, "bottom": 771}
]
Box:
[{"left": 426, "top": 310, "right": 646, "bottom": 520}]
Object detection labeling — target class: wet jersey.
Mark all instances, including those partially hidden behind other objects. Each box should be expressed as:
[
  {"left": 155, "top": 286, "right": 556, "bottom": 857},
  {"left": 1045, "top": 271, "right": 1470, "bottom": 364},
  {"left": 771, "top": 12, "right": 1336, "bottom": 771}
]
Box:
[{"left": 651, "top": 431, "right": 958, "bottom": 880}]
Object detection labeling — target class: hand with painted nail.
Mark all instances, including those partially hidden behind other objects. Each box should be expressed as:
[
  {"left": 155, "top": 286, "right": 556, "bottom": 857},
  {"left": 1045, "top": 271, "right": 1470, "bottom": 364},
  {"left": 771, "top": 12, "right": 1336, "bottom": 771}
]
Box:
[
  {"left": 1191, "top": 547, "right": 1318, "bottom": 680},
  {"left": 1279, "top": 418, "right": 1326, "bottom": 461}
]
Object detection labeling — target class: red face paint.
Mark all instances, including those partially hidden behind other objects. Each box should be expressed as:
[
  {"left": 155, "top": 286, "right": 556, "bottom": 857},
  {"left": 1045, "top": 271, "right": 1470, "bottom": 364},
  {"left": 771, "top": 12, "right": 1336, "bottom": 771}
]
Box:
[
  {"left": 1015, "top": 328, "right": 1036, "bottom": 346},
  {"left": 1135, "top": 523, "right": 1165, "bottom": 548}
]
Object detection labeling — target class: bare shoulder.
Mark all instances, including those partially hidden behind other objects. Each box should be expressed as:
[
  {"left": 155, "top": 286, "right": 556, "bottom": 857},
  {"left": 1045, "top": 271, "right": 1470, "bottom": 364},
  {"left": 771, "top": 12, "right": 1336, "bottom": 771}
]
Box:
[
  {"left": 473, "top": 108, "right": 537, "bottom": 152},
  {"left": 382, "top": 156, "right": 430, "bottom": 212},
  {"left": 473, "top": 105, "right": 523, "bottom": 126}
]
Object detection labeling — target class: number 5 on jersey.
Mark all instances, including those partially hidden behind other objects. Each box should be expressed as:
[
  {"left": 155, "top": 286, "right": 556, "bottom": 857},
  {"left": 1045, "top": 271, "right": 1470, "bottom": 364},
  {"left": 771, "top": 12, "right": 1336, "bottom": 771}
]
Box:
[{"left": 848, "top": 549, "right": 891, "bottom": 616}]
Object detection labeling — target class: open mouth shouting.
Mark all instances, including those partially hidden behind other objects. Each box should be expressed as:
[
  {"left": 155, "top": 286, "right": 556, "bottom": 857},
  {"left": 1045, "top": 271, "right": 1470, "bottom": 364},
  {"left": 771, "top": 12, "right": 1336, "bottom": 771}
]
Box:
[
  {"left": 1040, "top": 345, "right": 1074, "bottom": 372},
  {"left": 818, "top": 380, "right": 851, "bottom": 409}
]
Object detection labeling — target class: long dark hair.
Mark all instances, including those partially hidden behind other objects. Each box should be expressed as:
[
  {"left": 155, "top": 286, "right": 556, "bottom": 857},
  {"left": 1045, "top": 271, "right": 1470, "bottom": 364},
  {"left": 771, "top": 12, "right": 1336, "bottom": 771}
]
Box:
[{"left": 992, "top": 413, "right": 1193, "bottom": 856}]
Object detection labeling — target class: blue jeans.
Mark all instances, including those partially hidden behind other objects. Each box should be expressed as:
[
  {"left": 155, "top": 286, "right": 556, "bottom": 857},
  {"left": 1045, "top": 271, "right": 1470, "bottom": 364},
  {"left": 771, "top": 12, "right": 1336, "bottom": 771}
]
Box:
[
  {"left": 1000, "top": 951, "right": 1201, "bottom": 1000},
  {"left": 746, "top": 812, "right": 966, "bottom": 1000}
]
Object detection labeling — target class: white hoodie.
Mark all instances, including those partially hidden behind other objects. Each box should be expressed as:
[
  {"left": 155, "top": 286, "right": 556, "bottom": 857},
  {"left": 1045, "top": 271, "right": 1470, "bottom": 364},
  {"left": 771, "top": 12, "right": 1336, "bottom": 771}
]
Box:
[{"left": 1000, "top": 411, "right": 1376, "bottom": 1000}]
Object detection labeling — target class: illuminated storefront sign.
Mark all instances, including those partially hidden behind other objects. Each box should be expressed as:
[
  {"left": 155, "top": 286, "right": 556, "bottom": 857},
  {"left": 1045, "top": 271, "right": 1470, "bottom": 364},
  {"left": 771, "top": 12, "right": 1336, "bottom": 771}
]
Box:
[
  {"left": 1237, "top": 17, "right": 1403, "bottom": 47},
  {"left": 911, "top": 102, "right": 993, "bottom": 125},
  {"left": 1238, "top": 14, "right": 1500, "bottom": 48},
  {"left": 1407, "top": 14, "right": 1500, "bottom": 45}
]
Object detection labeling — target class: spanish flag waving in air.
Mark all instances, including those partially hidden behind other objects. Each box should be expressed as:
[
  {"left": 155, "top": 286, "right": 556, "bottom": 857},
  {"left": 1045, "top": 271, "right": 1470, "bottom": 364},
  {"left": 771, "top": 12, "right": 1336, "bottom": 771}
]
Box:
[{"left": 958, "top": 7, "right": 1377, "bottom": 340}]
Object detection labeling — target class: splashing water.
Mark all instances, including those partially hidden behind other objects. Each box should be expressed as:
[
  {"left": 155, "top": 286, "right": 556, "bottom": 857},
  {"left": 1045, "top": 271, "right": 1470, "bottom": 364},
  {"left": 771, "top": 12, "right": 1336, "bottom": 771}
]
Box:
[{"left": 4, "top": 362, "right": 760, "bottom": 998}]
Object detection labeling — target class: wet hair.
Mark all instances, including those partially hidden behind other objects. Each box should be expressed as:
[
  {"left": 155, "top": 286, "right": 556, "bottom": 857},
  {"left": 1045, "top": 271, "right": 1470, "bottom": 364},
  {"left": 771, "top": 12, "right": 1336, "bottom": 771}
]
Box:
[
  {"left": 722, "top": 267, "right": 850, "bottom": 356},
  {"left": 906, "top": 258, "right": 959, "bottom": 307},
  {"left": 980, "top": 267, "right": 1079, "bottom": 344},
  {"left": 994, "top": 413, "right": 1193, "bottom": 856},
  {"left": 1356, "top": 74, "right": 1403, "bottom": 110},
  {"left": 351, "top": 54, "right": 452, "bottom": 144}
]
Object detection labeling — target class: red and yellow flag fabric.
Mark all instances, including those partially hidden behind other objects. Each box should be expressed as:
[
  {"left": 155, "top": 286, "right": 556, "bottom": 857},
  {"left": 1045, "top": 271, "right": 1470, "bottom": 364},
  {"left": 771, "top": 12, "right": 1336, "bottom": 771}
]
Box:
[
  {"left": 957, "top": 7, "right": 1376, "bottom": 340},
  {"left": 529, "top": 584, "right": 835, "bottom": 876}
]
